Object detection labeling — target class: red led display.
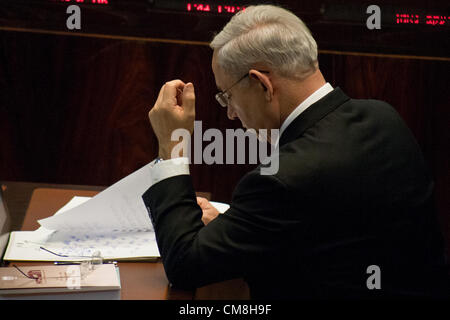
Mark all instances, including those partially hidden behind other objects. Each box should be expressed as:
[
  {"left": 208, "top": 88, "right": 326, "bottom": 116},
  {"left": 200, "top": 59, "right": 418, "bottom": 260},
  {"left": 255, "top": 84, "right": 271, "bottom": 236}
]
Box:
[
  {"left": 396, "top": 12, "right": 450, "bottom": 26},
  {"left": 55, "top": 0, "right": 109, "bottom": 4},
  {"left": 396, "top": 13, "right": 419, "bottom": 25},
  {"left": 187, "top": 3, "right": 246, "bottom": 14},
  {"left": 425, "top": 15, "right": 449, "bottom": 26}
]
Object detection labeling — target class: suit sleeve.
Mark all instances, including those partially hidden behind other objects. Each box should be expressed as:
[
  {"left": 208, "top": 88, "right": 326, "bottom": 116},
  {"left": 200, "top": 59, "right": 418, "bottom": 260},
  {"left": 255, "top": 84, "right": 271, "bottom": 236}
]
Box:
[{"left": 142, "top": 170, "right": 289, "bottom": 289}]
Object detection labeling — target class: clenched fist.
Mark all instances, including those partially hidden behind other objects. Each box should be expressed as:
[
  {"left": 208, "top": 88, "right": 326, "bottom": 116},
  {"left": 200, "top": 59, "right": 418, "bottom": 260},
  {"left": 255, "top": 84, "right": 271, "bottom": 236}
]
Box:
[{"left": 148, "top": 80, "right": 195, "bottom": 159}]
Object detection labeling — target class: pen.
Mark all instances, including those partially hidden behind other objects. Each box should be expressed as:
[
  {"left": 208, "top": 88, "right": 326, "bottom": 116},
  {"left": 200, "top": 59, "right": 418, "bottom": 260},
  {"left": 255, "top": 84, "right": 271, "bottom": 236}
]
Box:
[
  {"left": 54, "top": 261, "right": 82, "bottom": 265},
  {"left": 54, "top": 261, "right": 118, "bottom": 265}
]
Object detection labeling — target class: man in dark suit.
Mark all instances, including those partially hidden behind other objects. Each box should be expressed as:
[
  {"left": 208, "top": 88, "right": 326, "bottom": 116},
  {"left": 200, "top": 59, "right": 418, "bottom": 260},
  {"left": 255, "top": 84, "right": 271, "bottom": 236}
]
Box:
[{"left": 143, "top": 5, "right": 448, "bottom": 298}]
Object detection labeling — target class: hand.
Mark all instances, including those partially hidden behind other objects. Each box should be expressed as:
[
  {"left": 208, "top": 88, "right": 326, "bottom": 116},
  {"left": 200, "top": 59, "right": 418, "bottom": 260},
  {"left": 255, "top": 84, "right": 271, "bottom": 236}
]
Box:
[
  {"left": 196, "top": 197, "right": 220, "bottom": 226},
  {"left": 148, "top": 80, "right": 195, "bottom": 159}
]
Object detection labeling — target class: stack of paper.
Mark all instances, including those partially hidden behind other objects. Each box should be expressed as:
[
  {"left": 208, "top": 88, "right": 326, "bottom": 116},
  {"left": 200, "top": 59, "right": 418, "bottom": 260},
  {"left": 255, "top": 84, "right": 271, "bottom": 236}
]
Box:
[
  {"left": 5, "top": 163, "right": 160, "bottom": 262},
  {"left": 4, "top": 163, "right": 230, "bottom": 262}
]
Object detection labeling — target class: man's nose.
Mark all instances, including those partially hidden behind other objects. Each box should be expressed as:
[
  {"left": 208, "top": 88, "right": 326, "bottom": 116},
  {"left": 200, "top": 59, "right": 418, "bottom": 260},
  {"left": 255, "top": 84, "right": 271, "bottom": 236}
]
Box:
[{"left": 227, "top": 104, "right": 238, "bottom": 120}]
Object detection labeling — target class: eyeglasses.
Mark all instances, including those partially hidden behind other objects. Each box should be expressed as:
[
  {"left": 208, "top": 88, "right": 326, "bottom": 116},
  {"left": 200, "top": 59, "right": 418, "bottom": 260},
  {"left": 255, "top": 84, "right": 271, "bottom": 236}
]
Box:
[
  {"left": 11, "top": 247, "right": 104, "bottom": 282},
  {"left": 12, "top": 264, "right": 41, "bottom": 280},
  {"left": 215, "top": 70, "right": 269, "bottom": 108},
  {"left": 39, "top": 246, "right": 103, "bottom": 266}
]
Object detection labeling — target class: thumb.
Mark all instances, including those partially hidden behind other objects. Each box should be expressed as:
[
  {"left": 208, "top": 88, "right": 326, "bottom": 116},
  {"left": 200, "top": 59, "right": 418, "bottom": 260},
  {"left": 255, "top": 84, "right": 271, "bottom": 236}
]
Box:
[
  {"left": 196, "top": 196, "right": 208, "bottom": 207},
  {"left": 182, "top": 82, "right": 195, "bottom": 111}
]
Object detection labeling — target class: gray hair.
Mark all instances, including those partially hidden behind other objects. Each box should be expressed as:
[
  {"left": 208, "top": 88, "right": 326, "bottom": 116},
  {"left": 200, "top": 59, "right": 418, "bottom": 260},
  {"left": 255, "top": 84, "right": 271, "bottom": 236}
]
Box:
[{"left": 210, "top": 5, "right": 318, "bottom": 82}]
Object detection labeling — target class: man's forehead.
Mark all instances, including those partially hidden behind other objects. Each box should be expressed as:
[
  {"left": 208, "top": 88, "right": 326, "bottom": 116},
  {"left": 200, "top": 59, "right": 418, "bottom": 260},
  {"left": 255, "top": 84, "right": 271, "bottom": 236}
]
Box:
[{"left": 211, "top": 51, "right": 225, "bottom": 90}]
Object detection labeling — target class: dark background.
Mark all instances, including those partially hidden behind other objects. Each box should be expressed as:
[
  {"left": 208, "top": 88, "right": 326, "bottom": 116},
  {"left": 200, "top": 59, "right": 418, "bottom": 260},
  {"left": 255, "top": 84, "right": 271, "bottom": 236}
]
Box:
[{"left": 0, "top": 1, "right": 449, "bottom": 255}]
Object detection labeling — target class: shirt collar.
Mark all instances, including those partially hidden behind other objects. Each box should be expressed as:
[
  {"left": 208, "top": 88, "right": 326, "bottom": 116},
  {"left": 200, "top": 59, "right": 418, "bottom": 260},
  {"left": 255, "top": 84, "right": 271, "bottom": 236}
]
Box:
[
  {"left": 280, "top": 82, "right": 333, "bottom": 137},
  {"left": 274, "top": 82, "right": 333, "bottom": 147}
]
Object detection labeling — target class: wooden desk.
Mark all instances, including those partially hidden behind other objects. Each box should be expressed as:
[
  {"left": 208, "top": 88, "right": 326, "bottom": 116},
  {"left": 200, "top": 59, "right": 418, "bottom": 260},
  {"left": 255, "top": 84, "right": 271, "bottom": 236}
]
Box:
[{"left": 10, "top": 187, "right": 249, "bottom": 300}]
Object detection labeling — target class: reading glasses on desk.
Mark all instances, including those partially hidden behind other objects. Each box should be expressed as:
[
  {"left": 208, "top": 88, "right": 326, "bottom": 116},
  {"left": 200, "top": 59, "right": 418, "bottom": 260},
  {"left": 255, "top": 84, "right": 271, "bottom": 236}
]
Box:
[{"left": 12, "top": 247, "right": 104, "bottom": 281}]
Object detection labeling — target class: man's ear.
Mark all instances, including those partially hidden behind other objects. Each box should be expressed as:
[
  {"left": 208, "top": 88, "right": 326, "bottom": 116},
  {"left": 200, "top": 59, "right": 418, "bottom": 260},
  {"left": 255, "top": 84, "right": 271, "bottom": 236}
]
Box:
[{"left": 249, "top": 70, "right": 273, "bottom": 101}]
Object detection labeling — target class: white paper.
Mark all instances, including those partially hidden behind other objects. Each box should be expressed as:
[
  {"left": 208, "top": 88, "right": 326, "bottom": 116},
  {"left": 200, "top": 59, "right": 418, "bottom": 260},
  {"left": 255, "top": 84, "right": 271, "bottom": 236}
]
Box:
[
  {"left": 5, "top": 163, "right": 161, "bottom": 262},
  {"left": 4, "top": 229, "right": 160, "bottom": 262},
  {"left": 210, "top": 201, "right": 230, "bottom": 214},
  {"left": 4, "top": 229, "right": 56, "bottom": 261},
  {"left": 38, "top": 163, "right": 154, "bottom": 233},
  {"left": 4, "top": 195, "right": 160, "bottom": 261},
  {"left": 54, "top": 196, "right": 92, "bottom": 214}
]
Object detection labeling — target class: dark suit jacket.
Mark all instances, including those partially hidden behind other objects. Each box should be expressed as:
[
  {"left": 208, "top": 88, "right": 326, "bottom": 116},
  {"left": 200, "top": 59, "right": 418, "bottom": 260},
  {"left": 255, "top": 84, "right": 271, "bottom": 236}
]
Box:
[{"left": 143, "top": 88, "right": 448, "bottom": 299}]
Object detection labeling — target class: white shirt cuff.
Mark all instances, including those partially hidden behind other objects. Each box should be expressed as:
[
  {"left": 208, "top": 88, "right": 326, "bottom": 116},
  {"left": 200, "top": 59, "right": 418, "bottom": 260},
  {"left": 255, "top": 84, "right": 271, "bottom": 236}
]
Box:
[{"left": 149, "top": 157, "right": 190, "bottom": 186}]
